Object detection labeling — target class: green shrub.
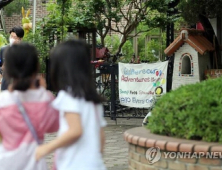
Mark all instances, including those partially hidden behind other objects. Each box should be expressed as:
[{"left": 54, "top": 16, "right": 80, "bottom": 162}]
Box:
[{"left": 147, "top": 77, "right": 222, "bottom": 142}]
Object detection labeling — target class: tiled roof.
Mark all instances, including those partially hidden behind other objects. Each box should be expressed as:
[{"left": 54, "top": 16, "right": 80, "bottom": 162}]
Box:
[{"left": 164, "top": 29, "right": 215, "bottom": 56}]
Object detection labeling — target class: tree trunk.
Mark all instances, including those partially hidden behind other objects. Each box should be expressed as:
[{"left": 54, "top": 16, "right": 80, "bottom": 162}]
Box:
[
  {"left": 101, "top": 35, "right": 105, "bottom": 47},
  {"left": 116, "top": 35, "right": 127, "bottom": 56}
]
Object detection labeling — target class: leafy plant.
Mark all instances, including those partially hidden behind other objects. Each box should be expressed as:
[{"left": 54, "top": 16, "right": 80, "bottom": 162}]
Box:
[
  {"left": 23, "top": 22, "right": 52, "bottom": 73},
  {"left": 148, "top": 77, "right": 222, "bottom": 142}
]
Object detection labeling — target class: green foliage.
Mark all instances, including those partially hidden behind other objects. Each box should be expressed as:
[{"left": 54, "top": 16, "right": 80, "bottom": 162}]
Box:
[
  {"left": 4, "top": 0, "right": 30, "bottom": 17},
  {"left": 177, "top": 0, "right": 222, "bottom": 24},
  {"left": 103, "top": 35, "right": 120, "bottom": 54},
  {"left": 102, "top": 28, "right": 166, "bottom": 63},
  {"left": 71, "top": 0, "right": 99, "bottom": 29},
  {"left": 43, "top": 0, "right": 75, "bottom": 40},
  {"left": 148, "top": 77, "right": 222, "bottom": 142},
  {"left": 73, "top": 0, "right": 176, "bottom": 54},
  {"left": 22, "top": 0, "right": 76, "bottom": 73},
  {"left": 0, "top": 34, "right": 8, "bottom": 48},
  {"left": 141, "top": 39, "right": 159, "bottom": 63},
  {"left": 137, "top": 27, "right": 166, "bottom": 62},
  {"left": 44, "top": 2, "right": 60, "bottom": 26},
  {"left": 174, "top": 17, "right": 187, "bottom": 31},
  {"left": 41, "top": 0, "right": 172, "bottom": 64},
  {"left": 23, "top": 23, "right": 52, "bottom": 73},
  {"left": 101, "top": 35, "right": 134, "bottom": 63},
  {"left": 121, "top": 39, "right": 134, "bottom": 61},
  {"left": 137, "top": 35, "right": 146, "bottom": 59}
]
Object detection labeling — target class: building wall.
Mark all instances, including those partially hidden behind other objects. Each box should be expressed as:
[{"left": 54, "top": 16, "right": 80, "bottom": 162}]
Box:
[
  {"left": 3, "top": 0, "right": 48, "bottom": 33},
  {"left": 198, "top": 52, "right": 211, "bottom": 81},
  {"left": 172, "top": 44, "right": 200, "bottom": 90}
]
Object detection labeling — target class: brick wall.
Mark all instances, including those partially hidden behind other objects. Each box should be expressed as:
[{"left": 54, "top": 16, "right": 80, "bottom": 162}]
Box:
[
  {"left": 128, "top": 144, "right": 222, "bottom": 170},
  {"left": 125, "top": 127, "right": 222, "bottom": 170},
  {"left": 3, "top": 0, "right": 48, "bottom": 33}
]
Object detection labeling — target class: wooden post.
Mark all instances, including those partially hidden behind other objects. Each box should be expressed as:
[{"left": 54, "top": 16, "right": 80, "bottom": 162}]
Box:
[{"left": 213, "top": 35, "right": 218, "bottom": 69}]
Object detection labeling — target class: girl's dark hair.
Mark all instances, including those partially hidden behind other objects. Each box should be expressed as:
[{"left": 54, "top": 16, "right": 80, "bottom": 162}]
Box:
[
  {"left": 4, "top": 43, "right": 39, "bottom": 91},
  {"left": 50, "top": 39, "right": 103, "bottom": 104}
]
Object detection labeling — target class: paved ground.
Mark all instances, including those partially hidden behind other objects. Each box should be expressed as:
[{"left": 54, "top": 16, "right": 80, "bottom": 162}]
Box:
[{"left": 45, "top": 117, "right": 142, "bottom": 170}]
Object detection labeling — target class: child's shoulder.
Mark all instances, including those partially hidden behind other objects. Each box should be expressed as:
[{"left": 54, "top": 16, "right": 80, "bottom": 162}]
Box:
[
  {"left": 16, "top": 87, "right": 55, "bottom": 102},
  {"left": 0, "top": 90, "right": 11, "bottom": 99},
  {"left": 36, "top": 87, "right": 55, "bottom": 101},
  {"left": 53, "top": 90, "right": 77, "bottom": 104},
  {"left": 0, "top": 90, "right": 14, "bottom": 108},
  {"left": 0, "top": 88, "right": 54, "bottom": 108},
  {"left": 52, "top": 90, "right": 83, "bottom": 112},
  {"left": 56, "top": 90, "right": 74, "bottom": 99}
]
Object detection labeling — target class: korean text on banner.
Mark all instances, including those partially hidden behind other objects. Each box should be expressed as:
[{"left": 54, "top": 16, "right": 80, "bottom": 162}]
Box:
[{"left": 118, "top": 61, "right": 168, "bottom": 108}]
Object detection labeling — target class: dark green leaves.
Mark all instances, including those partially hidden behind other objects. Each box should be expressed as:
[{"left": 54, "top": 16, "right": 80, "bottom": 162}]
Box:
[
  {"left": 148, "top": 77, "right": 222, "bottom": 142},
  {"left": 178, "top": 0, "right": 222, "bottom": 24}
]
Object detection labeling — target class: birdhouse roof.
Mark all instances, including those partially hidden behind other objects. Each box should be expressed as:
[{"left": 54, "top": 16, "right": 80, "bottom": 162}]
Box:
[{"left": 164, "top": 28, "right": 215, "bottom": 56}]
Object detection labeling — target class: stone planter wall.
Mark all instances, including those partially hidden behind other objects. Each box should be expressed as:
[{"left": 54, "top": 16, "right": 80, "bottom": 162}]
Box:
[{"left": 124, "top": 127, "right": 222, "bottom": 170}]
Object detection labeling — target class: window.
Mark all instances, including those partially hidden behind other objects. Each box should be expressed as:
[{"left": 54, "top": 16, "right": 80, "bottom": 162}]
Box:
[
  {"left": 179, "top": 53, "right": 193, "bottom": 76},
  {"left": 181, "top": 55, "right": 191, "bottom": 74}
]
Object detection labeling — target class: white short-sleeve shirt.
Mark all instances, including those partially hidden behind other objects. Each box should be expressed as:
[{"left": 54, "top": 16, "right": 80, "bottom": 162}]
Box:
[{"left": 52, "top": 90, "right": 107, "bottom": 170}]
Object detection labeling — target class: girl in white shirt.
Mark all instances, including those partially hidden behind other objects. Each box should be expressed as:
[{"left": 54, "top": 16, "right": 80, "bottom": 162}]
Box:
[{"left": 35, "top": 40, "right": 107, "bottom": 170}]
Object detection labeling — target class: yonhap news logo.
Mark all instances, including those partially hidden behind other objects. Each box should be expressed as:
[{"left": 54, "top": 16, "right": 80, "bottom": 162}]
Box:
[
  {"left": 146, "top": 147, "right": 222, "bottom": 164},
  {"left": 145, "top": 147, "right": 161, "bottom": 164}
]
